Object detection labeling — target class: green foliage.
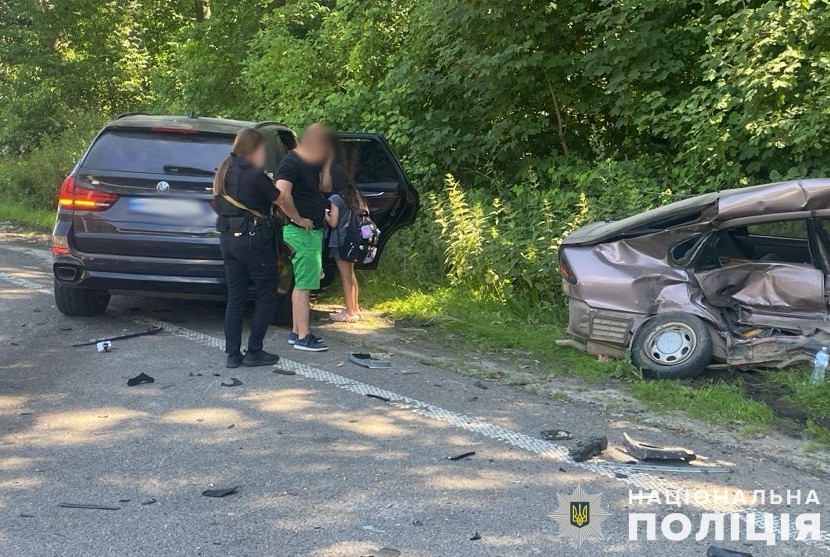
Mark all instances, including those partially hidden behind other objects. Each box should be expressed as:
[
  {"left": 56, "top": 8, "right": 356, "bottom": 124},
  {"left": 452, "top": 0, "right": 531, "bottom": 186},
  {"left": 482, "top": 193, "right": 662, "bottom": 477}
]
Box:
[
  {"left": 632, "top": 381, "right": 774, "bottom": 425},
  {"left": 0, "top": 113, "right": 105, "bottom": 210},
  {"left": 773, "top": 367, "right": 830, "bottom": 416},
  {"left": 582, "top": 0, "right": 830, "bottom": 189},
  {"left": 0, "top": 201, "right": 54, "bottom": 229},
  {"left": 0, "top": 0, "right": 191, "bottom": 151},
  {"left": 420, "top": 156, "right": 672, "bottom": 304},
  {"left": 4, "top": 0, "right": 830, "bottom": 310}
]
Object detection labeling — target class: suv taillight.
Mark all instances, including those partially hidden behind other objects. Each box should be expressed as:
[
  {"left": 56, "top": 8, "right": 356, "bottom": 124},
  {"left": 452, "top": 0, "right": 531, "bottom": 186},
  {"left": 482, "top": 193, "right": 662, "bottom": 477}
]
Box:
[
  {"left": 559, "top": 252, "right": 577, "bottom": 285},
  {"left": 58, "top": 175, "right": 119, "bottom": 211}
]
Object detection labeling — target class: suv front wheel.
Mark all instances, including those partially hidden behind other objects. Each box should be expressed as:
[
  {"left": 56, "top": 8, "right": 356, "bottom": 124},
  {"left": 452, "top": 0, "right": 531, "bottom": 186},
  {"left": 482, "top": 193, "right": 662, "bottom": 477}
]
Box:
[{"left": 54, "top": 280, "right": 110, "bottom": 316}]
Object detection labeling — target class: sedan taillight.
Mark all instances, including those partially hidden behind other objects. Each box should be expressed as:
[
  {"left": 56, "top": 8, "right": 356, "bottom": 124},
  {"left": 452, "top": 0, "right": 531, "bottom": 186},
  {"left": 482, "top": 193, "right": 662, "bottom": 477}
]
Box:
[
  {"left": 58, "top": 175, "right": 119, "bottom": 211},
  {"left": 559, "top": 252, "right": 577, "bottom": 285}
]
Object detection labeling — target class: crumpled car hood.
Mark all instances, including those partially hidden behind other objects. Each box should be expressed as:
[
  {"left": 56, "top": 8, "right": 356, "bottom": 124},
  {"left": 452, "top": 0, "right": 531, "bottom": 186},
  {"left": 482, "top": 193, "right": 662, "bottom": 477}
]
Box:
[{"left": 562, "top": 179, "right": 830, "bottom": 247}]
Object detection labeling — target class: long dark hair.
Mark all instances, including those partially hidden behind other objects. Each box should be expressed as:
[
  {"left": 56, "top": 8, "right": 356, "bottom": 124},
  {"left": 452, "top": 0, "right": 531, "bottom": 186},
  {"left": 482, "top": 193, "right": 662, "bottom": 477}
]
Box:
[
  {"left": 339, "top": 174, "right": 367, "bottom": 215},
  {"left": 212, "top": 128, "right": 265, "bottom": 196},
  {"left": 328, "top": 134, "right": 367, "bottom": 214}
]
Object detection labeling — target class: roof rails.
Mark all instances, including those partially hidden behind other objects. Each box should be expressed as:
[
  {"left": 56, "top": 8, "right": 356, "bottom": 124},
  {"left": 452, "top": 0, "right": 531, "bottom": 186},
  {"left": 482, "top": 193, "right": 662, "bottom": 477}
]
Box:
[
  {"left": 254, "top": 121, "right": 291, "bottom": 129},
  {"left": 114, "top": 112, "right": 147, "bottom": 120}
]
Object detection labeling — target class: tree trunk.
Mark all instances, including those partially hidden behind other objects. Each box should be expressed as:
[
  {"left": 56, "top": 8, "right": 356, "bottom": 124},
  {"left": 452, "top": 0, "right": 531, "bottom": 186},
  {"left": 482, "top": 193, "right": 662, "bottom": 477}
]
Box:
[{"left": 195, "top": 0, "right": 210, "bottom": 21}]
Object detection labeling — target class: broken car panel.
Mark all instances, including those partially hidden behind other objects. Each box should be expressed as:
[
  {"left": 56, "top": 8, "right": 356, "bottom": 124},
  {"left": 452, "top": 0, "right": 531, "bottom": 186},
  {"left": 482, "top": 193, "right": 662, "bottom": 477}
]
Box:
[{"left": 559, "top": 179, "right": 830, "bottom": 378}]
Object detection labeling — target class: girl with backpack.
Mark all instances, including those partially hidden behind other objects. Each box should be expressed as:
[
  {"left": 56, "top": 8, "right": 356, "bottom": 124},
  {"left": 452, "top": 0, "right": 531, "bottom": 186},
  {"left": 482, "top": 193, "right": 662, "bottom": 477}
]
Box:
[{"left": 324, "top": 175, "right": 370, "bottom": 323}]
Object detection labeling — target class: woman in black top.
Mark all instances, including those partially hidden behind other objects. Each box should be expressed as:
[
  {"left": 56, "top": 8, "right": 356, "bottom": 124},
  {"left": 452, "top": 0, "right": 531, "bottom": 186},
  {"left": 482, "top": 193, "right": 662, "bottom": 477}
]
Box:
[{"left": 213, "top": 128, "right": 282, "bottom": 368}]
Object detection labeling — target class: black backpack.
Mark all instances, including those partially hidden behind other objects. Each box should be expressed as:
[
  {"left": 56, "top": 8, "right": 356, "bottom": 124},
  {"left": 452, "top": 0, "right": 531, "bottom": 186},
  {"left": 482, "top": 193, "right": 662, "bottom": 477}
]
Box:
[{"left": 338, "top": 209, "right": 380, "bottom": 264}]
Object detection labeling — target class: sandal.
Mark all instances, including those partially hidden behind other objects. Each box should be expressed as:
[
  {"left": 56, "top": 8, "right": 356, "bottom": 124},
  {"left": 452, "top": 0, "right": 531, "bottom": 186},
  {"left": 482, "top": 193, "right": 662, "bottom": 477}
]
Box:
[{"left": 330, "top": 310, "right": 360, "bottom": 323}]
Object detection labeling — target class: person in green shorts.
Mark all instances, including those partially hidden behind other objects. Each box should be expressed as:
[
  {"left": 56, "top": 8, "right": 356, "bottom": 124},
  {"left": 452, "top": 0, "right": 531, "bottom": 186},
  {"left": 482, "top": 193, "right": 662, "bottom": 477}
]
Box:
[{"left": 275, "top": 123, "right": 331, "bottom": 352}]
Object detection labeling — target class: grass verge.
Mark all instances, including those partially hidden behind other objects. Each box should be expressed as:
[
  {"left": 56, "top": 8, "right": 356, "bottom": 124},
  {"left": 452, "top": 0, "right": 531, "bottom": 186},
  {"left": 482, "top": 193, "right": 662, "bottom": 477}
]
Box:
[
  {"left": 352, "top": 267, "right": 782, "bottom": 435},
  {"left": 631, "top": 380, "right": 773, "bottom": 426},
  {"left": 358, "top": 273, "right": 614, "bottom": 382},
  {"left": 0, "top": 201, "right": 54, "bottom": 230}
]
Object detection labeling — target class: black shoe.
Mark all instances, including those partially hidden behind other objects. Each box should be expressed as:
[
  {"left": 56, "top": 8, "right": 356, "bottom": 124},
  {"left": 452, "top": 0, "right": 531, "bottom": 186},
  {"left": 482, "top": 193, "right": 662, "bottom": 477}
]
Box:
[
  {"left": 293, "top": 334, "right": 329, "bottom": 352},
  {"left": 243, "top": 349, "right": 280, "bottom": 367},
  {"left": 226, "top": 353, "right": 243, "bottom": 369}
]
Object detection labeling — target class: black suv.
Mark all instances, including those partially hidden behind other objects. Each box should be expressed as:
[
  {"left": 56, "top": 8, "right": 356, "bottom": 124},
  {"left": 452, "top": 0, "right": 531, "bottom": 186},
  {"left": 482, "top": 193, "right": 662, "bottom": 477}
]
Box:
[{"left": 52, "top": 115, "right": 418, "bottom": 322}]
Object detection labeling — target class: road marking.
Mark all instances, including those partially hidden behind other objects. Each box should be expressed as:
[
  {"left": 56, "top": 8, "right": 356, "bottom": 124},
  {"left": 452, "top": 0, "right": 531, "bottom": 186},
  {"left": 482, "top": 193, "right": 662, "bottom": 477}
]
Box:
[{"left": 1, "top": 261, "right": 828, "bottom": 548}]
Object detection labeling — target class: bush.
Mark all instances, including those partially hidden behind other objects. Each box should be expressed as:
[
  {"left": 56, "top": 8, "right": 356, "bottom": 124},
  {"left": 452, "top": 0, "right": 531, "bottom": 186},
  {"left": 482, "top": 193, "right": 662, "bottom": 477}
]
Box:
[
  {"left": 392, "top": 156, "right": 676, "bottom": 307},
  {"left": 0, "top": 113, "right": 105, "bottom": 211}
]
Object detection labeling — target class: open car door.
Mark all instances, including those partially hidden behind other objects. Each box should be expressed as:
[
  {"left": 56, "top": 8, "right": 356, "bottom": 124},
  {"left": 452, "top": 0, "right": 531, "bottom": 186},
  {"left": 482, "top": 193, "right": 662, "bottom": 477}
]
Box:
[{"left": 333, "top": 132, "right": 418, "bottom": 268}]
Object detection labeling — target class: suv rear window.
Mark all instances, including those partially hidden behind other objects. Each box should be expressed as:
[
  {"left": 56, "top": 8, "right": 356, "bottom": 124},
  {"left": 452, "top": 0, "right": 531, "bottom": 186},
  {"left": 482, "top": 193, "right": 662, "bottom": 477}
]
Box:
[{"left": 82, "top": 130, "right": 233, "bottom": 175}]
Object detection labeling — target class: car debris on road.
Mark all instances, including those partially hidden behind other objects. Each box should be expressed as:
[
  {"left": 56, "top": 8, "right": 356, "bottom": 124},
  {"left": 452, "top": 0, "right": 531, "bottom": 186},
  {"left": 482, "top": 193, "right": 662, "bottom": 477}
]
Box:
[
  {"left": 570, "top": 435, "right": 608, "bottom": 462},
  {"left": 72, "top": 326, "right": 163, "bottom": 347},
  {"left": 540, "top": 429, "right": 573, "bottom": 441},
  {"left": 366, "top": 393, "right": 391, "bottom": 402},
  {"left": 202, "top": 486, "right": 239, "bottom": 498},
  {"left": 707, "top": 546, "right": 753, "bottom": 557},
  {"left": 58, "top": 502, "right": 121, "bottom": 511},
  {"left": 126, "top": 372, "right": 155, "bottom": 387},
  {"left": 363, "top": 548, "right": 400, "bottom": 557},
  {"left": 349, "top": 352, "right": 391, "bottom": 369},
  {"left": 623, "top": 432, "right": 696, "bottom": 462}
]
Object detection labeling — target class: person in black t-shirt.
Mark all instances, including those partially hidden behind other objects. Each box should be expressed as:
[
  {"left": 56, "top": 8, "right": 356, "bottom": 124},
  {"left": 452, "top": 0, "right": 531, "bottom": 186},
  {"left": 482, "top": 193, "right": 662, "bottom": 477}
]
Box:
[
  {"left": 275, "top": 123, "right": 331, "bottom": 352},
  {"left": 214, "top": 128, "right": 282, "bottom": 368}
]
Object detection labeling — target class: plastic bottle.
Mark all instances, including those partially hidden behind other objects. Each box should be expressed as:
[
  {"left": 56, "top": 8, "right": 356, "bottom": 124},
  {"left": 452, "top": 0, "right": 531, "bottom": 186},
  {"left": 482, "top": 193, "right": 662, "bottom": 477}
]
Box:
[{"left": 810, "top": 347, "right": 829, "bottom": 384}]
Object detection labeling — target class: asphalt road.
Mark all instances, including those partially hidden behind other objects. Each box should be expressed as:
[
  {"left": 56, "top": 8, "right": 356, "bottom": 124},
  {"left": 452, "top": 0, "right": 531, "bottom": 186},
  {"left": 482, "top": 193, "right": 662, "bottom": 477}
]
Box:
[{"left": 1, "top": 235, "right": 828, "bottom": 556}]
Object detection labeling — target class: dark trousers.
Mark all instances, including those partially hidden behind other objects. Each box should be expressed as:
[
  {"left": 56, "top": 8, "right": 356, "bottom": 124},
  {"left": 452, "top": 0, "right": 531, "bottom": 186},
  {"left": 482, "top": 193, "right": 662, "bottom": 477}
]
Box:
[{"left": 220, "top": 231, "right": 277, "bottom": 355}]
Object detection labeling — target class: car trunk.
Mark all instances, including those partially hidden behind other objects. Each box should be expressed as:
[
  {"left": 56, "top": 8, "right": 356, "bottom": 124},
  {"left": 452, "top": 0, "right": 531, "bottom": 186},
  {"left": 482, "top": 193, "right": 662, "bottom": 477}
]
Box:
[{"left": 70, "top": 129, "right": 233, "bottom": 260}]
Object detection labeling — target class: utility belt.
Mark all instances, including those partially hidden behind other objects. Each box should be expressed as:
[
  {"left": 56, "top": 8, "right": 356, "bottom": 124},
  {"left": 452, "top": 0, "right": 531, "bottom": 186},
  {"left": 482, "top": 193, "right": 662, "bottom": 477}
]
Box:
[
  {"left": 216, "top": 192, "right": 280, "bottom": 240},
  {"left": 216, "top": 214, "right": 277, "bottom": 239}
]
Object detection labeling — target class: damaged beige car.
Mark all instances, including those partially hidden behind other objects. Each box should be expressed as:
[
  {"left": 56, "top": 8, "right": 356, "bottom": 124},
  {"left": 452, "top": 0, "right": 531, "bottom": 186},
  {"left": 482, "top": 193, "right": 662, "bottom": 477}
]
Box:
[{"left": 559, "top": 179, "right": 830, "bottom": 379}]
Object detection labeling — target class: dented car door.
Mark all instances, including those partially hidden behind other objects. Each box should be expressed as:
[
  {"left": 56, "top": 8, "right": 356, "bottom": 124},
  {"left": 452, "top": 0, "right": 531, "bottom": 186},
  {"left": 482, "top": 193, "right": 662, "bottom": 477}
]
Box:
[{"left": 693, "top": 218, "right": 827, "bottom": 328}]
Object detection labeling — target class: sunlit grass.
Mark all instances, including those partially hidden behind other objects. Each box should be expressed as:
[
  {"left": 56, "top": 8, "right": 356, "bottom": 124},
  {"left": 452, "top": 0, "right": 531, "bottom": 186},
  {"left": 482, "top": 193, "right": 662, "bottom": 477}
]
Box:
[
  {"left": 0, "top": 201, "right": 54, "bottom": 230},
  {"left": 770, "top": 367, "right": 830, "bottom": 416},
  {"left": 341, "top": 268, "right": 779, "bottom": 428},
  {"left": 357, "top": 271, "right": 612, "bottom": 382},
  {"left": 631, "top": 381, "right": 773, "bottom": 425}
]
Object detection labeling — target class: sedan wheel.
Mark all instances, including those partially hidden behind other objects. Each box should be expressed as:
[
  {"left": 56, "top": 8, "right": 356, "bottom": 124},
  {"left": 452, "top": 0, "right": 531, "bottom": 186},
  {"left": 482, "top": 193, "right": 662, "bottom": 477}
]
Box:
[
  {"left": 643, "top": 322, "right": 697, "bottom": 366},
  {"left": 631, "top": 312, "right": 713, "bottom": 379}
]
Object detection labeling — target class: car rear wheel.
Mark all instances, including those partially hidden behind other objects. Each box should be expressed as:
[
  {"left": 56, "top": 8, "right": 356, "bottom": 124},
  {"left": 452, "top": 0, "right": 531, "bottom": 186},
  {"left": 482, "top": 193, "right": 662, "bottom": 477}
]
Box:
[
  {"left": 54, "top": 280, "right": 110, "bottom": 316},
  {"left": 631, "top": 312, "right": 713, "bottom": 379}
]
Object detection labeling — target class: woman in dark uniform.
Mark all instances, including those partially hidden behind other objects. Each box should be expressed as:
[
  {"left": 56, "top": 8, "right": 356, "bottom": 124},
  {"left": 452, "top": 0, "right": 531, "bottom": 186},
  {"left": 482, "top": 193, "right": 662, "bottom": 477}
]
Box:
[{"left": 213, "top": 128, "right": 281, "bottom": 368}]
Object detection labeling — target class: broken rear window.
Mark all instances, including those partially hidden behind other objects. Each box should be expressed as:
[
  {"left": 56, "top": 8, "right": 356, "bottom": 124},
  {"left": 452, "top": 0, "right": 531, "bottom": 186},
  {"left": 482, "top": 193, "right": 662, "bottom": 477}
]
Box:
[{"left": 671, "top": 236, "right": 701, "bottom": 262}]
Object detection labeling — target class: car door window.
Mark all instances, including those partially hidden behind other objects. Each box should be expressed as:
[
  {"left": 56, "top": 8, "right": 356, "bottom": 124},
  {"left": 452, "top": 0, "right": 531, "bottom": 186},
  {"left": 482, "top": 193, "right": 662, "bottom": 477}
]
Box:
[
  {"left": 745, "top": 220, "right": 808, "bottom": 239},
  {"left": 701, "top": 219, "right": 812, "bottom": 268},
  {"left": 333, "top": 136, "right": 400, "bottom": 191}
]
